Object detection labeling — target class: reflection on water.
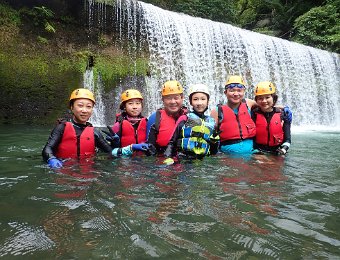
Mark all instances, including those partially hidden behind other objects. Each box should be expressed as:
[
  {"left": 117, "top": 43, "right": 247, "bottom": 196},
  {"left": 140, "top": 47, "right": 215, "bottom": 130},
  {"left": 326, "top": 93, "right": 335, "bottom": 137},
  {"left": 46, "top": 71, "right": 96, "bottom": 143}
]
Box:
[{"left": 0, "top": 125, "right": 340, "bottom": 259}]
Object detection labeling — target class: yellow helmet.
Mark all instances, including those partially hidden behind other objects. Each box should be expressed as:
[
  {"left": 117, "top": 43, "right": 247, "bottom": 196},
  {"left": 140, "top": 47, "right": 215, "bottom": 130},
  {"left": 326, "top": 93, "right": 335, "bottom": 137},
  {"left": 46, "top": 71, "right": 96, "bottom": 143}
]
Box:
[
  {"left": 120, "top": 89, "right": 143, "bottom": 109},
  {"left": 225, "top": 75, "right": 246, "bottom": 87},
  {"left": 254, "top": 81, "right": 276, "bottom": 96},
  {"left": 161, "top": 80, "right": 183, "bottom": 96},
  {"left": 69, "top": 88, "right": 95, "bottom": 106}
]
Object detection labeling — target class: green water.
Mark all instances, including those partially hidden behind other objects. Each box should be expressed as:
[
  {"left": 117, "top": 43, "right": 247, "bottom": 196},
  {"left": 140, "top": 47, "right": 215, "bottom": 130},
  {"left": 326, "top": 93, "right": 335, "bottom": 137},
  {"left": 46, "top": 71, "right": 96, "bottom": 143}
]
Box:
[{"left": 0, "top": 125, "right": 339, "bottom": 259}]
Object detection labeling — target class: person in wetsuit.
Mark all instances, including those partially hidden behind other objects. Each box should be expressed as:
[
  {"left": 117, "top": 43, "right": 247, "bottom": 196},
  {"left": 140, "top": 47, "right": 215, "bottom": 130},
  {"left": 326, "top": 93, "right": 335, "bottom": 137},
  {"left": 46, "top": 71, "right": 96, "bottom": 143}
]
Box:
[{"left": 42, "top": 88, "right": 112, "bottom": 168}]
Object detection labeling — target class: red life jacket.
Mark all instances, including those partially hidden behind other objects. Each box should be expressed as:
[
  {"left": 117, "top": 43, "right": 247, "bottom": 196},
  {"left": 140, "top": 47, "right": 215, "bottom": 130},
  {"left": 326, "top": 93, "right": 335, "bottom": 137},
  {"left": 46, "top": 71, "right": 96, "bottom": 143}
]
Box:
[
  {"left": 118, "top": 118, "right": 148, "bottom": 147},
  {"left": 156, "top": 109, "right": 187, "bottom": 147},
  {"left": 255, "top": 110, "right": 284, "bottom": 146},
  {"left": 218, "top": 100, "right": 256, "bottom": 143},
  {"left": 56, "top": 122, "right": 95, "bottom": 158}
]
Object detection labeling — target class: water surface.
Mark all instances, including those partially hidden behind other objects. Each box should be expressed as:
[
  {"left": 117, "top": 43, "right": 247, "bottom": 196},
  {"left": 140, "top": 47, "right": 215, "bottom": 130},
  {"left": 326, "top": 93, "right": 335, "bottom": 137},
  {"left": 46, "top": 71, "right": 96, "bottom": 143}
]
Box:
[{"left": 0, "top": 125, "right": 339, "bottom": 259}]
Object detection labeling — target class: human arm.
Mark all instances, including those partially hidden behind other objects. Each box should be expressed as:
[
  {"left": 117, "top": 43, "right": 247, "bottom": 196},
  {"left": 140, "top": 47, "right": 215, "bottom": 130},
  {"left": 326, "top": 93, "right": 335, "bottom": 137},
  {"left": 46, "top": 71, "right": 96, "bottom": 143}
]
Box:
[
  {"left": 163, "top": 120, "right": 184, "bottom": 158},
  {"left": 101, "top": 125, "right": 120, "bottom": 148},
  {"left": 146, "top": 112, "right": 157, "bottom": 146},
  {"left": 210, "top": 107, "right": 219, "bottom": 128},
  {"left": 277, "top": 118, "right": 291, "bottom": 155},
  {"left": 246, "top": 98, "right": 257, "bottom": 110},
  {"left": 111, "top": 143, "right": 153, "bottom": 157},
  {"left": 94, "top": 128, "right": 113, "bottom": 154},
  {"left": 111, "top": 145, "right": 133, "bottom": 157},
  {"left": 42, "top": 124, "right": 65, "bottom": 163}
]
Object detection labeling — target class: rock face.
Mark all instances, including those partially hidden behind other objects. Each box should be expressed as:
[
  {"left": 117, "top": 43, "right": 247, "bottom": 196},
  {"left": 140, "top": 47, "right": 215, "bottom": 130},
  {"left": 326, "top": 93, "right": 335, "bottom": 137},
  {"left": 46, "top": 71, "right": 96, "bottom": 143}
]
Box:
[
  {"left": 7, "top": 0, "right": 84, "bottom": 19},
  {"left": 0, "top": 1, "right": 141, "bottom": 124}
]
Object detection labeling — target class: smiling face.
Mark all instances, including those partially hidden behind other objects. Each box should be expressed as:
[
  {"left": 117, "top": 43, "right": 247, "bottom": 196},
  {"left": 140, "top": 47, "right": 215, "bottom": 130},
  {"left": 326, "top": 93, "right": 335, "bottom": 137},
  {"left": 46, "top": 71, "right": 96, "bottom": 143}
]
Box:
[
  {"left": 71, "top": 98, "right": 94, "bottom": 124},
  {"left": 255, "top": 94, "right": 274, "bottom": 112},
  {"left": 124, "top": 98, "right": 143, "bottom": 117},
  {"left": 162, "top": 94, "right": 184, "bottom": 115},
  {"left": 191, "top": 92, "right": 208, "bottom": 113},
  {"left": 225, "top": 87, "right": 245, "bottom": 107}
]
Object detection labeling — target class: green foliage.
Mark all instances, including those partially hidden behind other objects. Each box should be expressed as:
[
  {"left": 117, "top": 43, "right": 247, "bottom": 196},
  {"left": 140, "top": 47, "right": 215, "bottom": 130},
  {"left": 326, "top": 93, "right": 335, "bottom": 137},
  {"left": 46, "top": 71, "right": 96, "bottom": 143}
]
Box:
[
  {"left": 90, "top": 55, "right": 149, "bottom": 89},
  {"left": 0, "top": 3, "right": 21, "bottom": 27},
  {"left": 0, "top": 50, "right": 80, "bottom": 123},
  {"left": 0, "top": 3, "right": 20, "bottom": 43},
  {"left": 98, "top": 34, "right": 109, "bottom": 47},
  {"left": 37, "top": 35, "right": 49, "bottom": 44},
  {"left": 33, "top": 6, "right": 54, "bottom": 19},
  {"left": 142, "top": 0, "right": 339, "bottom": 51},
  {"left": 292, "top": 4, "right": 340, "bottom": 53},
  {"left": 45, "top": 21, "right": 56, "bottom": 33},
  {"left": 21, "top": 5, "right": 56, "bottom": 34}
]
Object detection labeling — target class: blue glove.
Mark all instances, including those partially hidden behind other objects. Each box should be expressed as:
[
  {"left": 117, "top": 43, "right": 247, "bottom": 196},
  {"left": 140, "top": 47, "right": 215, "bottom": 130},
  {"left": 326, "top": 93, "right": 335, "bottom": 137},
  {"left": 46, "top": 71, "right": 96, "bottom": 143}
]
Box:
[
  {"left": 282, "top": 106, "right": 292, "bottom": 123},
  {"left": 132, "top": 143, "right": 150, "bottom": 151},
  {"left": 47, "top": 158, "right": 63, "bottom": 168}
]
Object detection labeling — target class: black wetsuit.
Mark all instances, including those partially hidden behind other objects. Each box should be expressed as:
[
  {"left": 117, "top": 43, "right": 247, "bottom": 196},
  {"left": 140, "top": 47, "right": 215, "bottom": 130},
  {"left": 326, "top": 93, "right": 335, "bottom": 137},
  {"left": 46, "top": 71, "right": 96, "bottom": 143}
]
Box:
[{"left": 42, "top": 119, "right": 112, "bottom": 162}]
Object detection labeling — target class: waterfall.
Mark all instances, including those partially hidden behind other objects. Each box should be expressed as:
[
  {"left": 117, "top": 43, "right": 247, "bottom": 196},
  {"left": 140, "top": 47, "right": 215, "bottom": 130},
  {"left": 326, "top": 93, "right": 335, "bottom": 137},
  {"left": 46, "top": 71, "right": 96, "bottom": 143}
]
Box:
[
  {"left": 89, "top": 0, "right": 340, "bottom": 128},
  {"left": 83, "top": 69, "right": 106, "bottom": 126}
]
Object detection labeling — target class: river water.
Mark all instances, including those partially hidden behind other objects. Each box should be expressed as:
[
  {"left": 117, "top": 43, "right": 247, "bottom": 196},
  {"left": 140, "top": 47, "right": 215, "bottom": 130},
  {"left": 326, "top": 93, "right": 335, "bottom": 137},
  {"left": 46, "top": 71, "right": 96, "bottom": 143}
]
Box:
[{"left": 0, "top": 125, "right": 339, "bottom": 259}]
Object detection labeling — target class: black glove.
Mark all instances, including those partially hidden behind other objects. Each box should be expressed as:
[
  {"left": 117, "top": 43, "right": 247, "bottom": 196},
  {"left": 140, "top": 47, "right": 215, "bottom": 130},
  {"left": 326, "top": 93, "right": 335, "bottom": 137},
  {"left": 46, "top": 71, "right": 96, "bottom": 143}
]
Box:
[
  {"left": 144, "top": 143, "right": 157, "bottom": 156},
  {"left": 276, "top": 145, "right": 289, "bottom": 155},
  {"left": 102, "top": 126, "right": 120, "bottom": 147}
]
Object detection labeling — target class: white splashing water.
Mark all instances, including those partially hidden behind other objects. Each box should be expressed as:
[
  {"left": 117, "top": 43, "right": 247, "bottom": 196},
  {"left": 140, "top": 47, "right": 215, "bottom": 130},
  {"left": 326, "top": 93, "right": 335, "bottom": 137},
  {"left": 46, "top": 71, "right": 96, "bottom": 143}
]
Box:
[
  {"left": 83, "top": 69, "right": 106, "bottom": 126},
  {"left": 91, "top": 0, "right": 340, "bottom": 128}
]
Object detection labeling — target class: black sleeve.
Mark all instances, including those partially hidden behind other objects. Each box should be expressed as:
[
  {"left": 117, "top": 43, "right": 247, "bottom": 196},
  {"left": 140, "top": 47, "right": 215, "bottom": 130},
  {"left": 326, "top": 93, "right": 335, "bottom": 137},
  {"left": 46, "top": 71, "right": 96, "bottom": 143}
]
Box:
[
  {"left": 94, "top": 128, "right": 113, "bottom": 154},
  {"left": 163, "top": 121, "right": 185, "bottom": 158},
  {"left": 209, "top": 141, "right": 219, "bottom": 155},
  {"left": 147, "top": 125, "right": 157, "bottom": 147},
  {"left": 42, "top": 123, "right": 65, "bottom": 162},
  {"left": 283, "top": 121, "right": 291, "bottom": 145}
]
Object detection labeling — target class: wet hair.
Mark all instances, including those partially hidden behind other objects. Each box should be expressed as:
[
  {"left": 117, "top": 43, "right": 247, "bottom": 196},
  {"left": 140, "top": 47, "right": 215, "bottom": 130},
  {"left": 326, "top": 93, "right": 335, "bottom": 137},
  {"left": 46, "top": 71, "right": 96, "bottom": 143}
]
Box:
[{"left": 255, "top": 94, "right": 278, "bottom": 105}]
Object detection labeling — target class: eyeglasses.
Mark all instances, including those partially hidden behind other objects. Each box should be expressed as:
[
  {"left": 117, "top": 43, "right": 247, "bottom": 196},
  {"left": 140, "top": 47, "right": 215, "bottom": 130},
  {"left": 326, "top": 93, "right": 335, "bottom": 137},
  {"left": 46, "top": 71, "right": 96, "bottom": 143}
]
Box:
[{"left": 225, "top": 83, "right": 245, "bottom": 89}]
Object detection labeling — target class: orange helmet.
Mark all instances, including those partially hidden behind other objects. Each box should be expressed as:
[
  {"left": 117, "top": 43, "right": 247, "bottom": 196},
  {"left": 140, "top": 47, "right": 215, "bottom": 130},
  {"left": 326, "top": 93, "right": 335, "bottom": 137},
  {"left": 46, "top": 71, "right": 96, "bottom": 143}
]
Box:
[
  {"left": 161, "top": 80, "right": 183, "bottom": 96},
  {"left": 225, "top": 75, "right": 246, "bottom": 88},
  {"left": 120, "top": 89, "right": 143, "bottom": 109},
  {"left": 254, "top": 81, "right": 276, "bottom": 96},
  {"left": 69, "top": 88, "right": 95, "bottom": 107}
]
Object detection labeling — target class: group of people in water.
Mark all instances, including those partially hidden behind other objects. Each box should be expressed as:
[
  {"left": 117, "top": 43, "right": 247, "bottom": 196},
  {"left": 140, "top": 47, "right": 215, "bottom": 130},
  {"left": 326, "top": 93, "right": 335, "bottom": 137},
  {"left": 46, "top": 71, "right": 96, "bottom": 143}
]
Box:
[{"left": 42, "top": 75, "right": 292, "bottom": 168}]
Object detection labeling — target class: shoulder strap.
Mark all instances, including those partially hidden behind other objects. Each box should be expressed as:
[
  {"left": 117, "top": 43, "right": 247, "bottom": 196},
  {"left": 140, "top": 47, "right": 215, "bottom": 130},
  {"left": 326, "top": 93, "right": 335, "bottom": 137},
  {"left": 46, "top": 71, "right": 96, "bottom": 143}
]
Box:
[
  {"left": 115, "top": 112, "right": 126, "bottom": 137},
  {"left": 154, "top": 109, "right": 162, "bottom": 134},
  {"left": 217, "top": 104, "right": 223, "bottom": 132}
]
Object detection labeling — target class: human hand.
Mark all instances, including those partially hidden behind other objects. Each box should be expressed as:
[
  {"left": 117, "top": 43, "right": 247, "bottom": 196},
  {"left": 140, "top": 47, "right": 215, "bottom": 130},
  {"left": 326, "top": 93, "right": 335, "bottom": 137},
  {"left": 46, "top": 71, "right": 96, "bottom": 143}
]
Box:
[
  {"left": 276, "top": 144, "right": 289, "bottom": 155},
  {"left": 163, "top": 158, "right": 175, "bottom": 165},
  {"left": 276, "top": 147, "right": 287, "bottom": 155},
  {"left": 144, "top": 143, "right": 157, "bottom": 156},
  {"left": 132, "top": 143, "right": 150, "bottom": 151},
  {"left": 282, "top": 106, "right": 292, "bottom": 123},
  {"left": 47, "top": 158, "right": 63, "bottom": 168},
  {"left": 209, "top": 131, "right": 220, "bottom": 143},
  {"left": 102, "top": 127, "right": 120, "bottom": 147}
]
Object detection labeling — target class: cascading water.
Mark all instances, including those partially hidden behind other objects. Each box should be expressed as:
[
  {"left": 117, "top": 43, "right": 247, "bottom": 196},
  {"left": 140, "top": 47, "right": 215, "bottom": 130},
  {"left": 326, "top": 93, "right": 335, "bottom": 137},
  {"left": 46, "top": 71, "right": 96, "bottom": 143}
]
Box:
[
  {"left": 90, "top": 0, "right": 340, "bottom": 128},
  {"left": 83, "top": 68, "right": 106, "bottom": 126}
]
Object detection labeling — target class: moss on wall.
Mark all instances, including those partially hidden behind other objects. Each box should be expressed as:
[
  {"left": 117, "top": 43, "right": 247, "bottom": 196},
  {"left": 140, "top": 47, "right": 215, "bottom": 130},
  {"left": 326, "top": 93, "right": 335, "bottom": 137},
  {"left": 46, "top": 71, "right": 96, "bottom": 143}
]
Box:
[{"left": 0, "top": 3, "right": 149, "bottom": 124}]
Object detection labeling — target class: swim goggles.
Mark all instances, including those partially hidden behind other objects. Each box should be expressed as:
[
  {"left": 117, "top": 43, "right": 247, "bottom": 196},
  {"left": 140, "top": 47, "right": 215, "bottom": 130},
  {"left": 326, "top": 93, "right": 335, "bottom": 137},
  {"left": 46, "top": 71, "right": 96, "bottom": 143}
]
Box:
[{"left": 225, "top": 83, "right": 245, "bottom": 89}]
